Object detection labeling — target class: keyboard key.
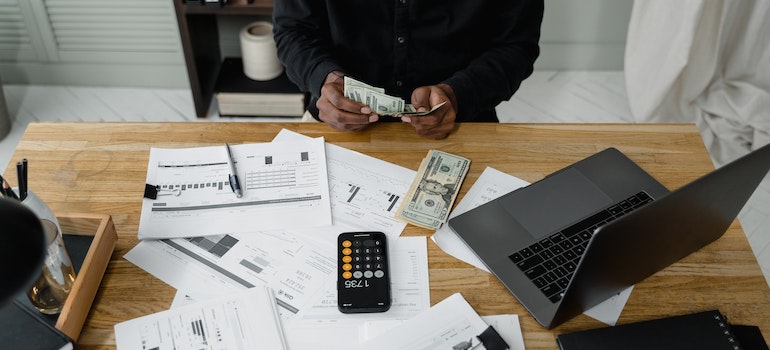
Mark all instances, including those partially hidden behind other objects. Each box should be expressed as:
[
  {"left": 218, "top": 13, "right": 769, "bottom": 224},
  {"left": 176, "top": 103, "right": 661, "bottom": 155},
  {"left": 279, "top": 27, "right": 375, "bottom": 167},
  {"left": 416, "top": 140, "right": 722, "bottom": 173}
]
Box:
[
  {"left": 550, "top": 233, "right": 566, "bottom": 244},
  {"left": 520, "top": 247, "right": 534, "bottom": 258},
  {"left": 509, "top": 252, "right": 523, "bottom": 263},
  {"left": 524, "top": 265, "right": 547, "bottom": 279},
  {"left": 563, "top": 250, "right": 577, "bottom": 261},
  {"left": 549, "top": 294, "right": 563, "bottom": 303},
  {"left": 541, "top": 283, "right": 561, "bottom": 297},
  {"left": 515, "top": 255, "right": 543, "bottom": 270}
]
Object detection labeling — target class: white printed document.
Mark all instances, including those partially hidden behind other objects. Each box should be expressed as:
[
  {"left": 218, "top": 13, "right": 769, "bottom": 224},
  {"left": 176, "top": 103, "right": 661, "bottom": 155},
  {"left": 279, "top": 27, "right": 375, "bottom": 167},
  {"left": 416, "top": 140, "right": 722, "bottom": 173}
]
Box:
[
  {"left": 125, "top": 229, "right": 336, "bottom": 320},
  {"left": 283, "top": 236, "right": 431, "bottom": 350},
  {"left": 273, "top": 129, "right": 414, "bottom": 239},
  {"left": 138, "top": 137, "right": 331, "bottom": 239},
  {"left": 354, "top": 293, "right": 509, "bottom": 350},
  {"left": 114, "top": 286, "right": 288, "bottom": 350}
]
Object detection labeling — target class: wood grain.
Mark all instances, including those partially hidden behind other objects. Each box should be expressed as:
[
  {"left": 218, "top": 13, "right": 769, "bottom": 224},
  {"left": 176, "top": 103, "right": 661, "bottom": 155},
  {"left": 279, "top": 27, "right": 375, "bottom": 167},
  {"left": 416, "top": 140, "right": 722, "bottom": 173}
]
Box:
[{"left": 6, "top": 122, "right": 769, "bottom": 349}]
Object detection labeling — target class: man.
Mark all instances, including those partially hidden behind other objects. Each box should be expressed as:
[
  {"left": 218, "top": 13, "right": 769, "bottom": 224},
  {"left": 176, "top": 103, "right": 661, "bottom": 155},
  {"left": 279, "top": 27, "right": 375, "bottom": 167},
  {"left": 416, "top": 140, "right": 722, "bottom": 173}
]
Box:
[{"left": 273, "top": 1, "right": 543, "bottom": 139}]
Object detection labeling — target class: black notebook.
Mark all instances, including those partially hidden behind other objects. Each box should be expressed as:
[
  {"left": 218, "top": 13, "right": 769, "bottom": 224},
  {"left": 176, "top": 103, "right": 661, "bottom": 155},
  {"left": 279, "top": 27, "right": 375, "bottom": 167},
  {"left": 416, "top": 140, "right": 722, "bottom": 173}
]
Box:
[
  {"left": 556, "top": 310, "right": 764, "bottom": 350},
  {"left": 0, "top": 298, "right": 73, "bottom": 350}
]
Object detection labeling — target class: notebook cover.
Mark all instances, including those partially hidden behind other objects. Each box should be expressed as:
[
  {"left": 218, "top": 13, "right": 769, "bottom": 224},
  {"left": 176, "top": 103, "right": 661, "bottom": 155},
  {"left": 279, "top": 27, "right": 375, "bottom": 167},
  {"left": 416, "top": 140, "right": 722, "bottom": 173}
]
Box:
[{"left": 556, "top": 310, "right": 743, "bottom": 350}]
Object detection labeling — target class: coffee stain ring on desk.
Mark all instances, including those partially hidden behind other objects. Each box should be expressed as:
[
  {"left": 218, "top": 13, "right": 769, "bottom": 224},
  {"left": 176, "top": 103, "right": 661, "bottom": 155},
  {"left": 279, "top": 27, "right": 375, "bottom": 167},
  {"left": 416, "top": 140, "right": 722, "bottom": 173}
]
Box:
[{"left": 54, "top": 149, "right": 113, "bottom": 187}]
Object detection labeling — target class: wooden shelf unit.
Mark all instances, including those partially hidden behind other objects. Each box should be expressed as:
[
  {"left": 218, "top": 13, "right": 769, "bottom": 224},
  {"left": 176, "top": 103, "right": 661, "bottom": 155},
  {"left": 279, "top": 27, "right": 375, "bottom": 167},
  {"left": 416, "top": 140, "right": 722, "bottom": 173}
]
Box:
[{"left": 173, "top": 0, "right": 275, "bottom": 118}]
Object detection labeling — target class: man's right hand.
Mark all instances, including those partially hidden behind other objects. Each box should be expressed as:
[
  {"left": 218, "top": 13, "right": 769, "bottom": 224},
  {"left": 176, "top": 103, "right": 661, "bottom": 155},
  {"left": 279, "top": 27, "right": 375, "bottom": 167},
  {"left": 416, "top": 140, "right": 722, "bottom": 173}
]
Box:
[{"left": 316, "top": 71, "right": 379, "bottom": 131}]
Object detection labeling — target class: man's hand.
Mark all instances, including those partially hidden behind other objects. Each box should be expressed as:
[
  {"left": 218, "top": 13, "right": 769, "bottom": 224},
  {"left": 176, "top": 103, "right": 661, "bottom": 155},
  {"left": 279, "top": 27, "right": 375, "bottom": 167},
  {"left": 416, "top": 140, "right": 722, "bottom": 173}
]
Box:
[
  {"left": 316, "top": 71, "right": 378, "bottom": 131},
  {"left": 404, "top": 84, "right": 457, "bottom": 139}
]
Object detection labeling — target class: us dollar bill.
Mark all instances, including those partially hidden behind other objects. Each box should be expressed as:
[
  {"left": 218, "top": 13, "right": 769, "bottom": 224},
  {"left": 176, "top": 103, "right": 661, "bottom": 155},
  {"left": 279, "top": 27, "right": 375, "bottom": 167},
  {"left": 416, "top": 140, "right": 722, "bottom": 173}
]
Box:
[
  {"left": 397, "top": 150, "right": 470, "bottom": 229},
  {"left": 343, "top": 76, "right": 446, "bottom": 117}
]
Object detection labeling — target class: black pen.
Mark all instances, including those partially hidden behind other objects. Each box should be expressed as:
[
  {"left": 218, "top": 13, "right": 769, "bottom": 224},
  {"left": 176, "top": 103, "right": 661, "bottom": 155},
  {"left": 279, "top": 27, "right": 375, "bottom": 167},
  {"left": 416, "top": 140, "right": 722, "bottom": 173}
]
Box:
[
  {"left": 224, "top": 143, "right": 243, "bottom": 198},
  {"left": 21, "top": 158, "right": 28, "bottom": 200},
  {"left": 16, "top": 161, "right": 26, "bottom": 201}
]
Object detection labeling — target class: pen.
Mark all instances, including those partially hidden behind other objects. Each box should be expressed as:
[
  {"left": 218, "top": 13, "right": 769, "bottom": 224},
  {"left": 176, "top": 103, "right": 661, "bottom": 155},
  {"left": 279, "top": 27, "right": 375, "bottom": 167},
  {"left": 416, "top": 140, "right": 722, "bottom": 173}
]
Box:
[
  {"left": 16, "top": 161, "right": 26, "bottom": 201},
  {"left": 224, "top": 143, "right": 243, "bottom": 198},
  {"left": 21, "top": 158, "right": 28, "bottom": 200}
]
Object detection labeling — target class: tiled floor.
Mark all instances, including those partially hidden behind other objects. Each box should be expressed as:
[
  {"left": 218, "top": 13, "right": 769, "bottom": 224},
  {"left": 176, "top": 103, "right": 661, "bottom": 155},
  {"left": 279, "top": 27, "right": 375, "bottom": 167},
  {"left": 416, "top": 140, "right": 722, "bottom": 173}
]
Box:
[{"left": 1, "top": 71, "right": 768, "bottom": 287}]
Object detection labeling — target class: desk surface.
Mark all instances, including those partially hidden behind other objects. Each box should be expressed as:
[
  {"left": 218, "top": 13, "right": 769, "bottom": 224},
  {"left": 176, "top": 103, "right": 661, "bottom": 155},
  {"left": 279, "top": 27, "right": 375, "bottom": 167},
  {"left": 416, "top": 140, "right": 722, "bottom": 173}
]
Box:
[{"left": 7, "top": 122, "right": 770, "bottom": 349}]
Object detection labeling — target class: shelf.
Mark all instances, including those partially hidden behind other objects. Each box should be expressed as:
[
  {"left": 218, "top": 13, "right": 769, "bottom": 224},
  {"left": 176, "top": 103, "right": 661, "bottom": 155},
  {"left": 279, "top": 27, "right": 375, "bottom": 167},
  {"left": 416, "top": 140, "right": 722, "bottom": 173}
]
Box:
[{"left": 174, "top": 0, "right": 278, "bottom": 117}]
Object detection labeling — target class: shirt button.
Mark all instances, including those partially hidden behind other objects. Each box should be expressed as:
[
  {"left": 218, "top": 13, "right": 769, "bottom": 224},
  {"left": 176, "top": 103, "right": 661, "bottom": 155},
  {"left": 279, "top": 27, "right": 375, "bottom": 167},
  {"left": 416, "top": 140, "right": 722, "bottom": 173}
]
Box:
[
  {"left": 399, "top": 0, "right": 407, "bottom": 4},
  {"left": 396, "top": 36, "right": 406, "bottom": 44},
  {"left": 396, "top": 80, "right": 403, "bottom": 87}
]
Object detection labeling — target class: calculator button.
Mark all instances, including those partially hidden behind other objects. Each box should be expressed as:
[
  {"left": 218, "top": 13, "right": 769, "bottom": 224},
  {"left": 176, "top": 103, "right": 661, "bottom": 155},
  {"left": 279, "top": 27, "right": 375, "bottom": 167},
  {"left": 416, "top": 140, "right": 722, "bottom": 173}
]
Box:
[
  {"left": 374, "top": 270, "right": 384, "bottom": 278},
  {"left": 342, "top": 263, "right": 352, "bottom": 271},
  {"left": 342, "top": 248, "right": 352, "bottom": 255},
  {"left": 342, "top": 240, "right": 352, "bottom": 248},
  {"left": 364, "top": 270, "right": 374, "bottom": 278},
  {"left": 342, "top": 271, "right": 352, "bottom": 279},
  {"left": 353, "top": 271, "right": 363, "bottom": 279},
  {"left": 342, "top": 256, "right": 352, "bottom": 263}
]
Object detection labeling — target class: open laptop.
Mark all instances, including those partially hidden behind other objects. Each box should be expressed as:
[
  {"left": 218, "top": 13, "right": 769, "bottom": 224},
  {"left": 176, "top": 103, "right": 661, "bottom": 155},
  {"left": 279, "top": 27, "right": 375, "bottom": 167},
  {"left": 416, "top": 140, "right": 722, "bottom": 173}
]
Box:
[{"left": 448, "top": 143, "right": 770, "bottom": 329}]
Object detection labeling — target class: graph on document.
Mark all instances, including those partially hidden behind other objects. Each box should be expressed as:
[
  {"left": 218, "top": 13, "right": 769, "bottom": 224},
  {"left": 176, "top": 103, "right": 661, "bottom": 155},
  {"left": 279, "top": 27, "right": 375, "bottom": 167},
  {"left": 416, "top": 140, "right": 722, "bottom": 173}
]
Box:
[
  {"left": 176, "top": 234, "right": 279, "bottom": 284},
  {"left": 326, "top": 157, "right": 411, "bottom": 234},
  {"left": 154, "top": 159, "right": 232, "bottom": 195},
  {"left": 344, "top": 183, "right": 400, "bottom": 213}
]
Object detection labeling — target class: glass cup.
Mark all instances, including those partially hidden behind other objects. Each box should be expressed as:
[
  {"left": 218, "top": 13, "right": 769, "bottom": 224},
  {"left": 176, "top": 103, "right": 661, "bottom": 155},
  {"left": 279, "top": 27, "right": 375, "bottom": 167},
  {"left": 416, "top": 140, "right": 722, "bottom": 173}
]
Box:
[{"left": 18, "top": 189, "right": 77, "bottom": 314}]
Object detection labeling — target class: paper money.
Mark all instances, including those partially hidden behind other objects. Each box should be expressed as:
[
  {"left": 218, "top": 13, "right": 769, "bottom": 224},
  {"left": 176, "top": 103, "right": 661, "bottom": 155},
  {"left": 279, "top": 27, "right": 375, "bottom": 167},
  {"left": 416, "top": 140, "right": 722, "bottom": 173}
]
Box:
[
  {"left": 343, "top": 76, "right": 446, "bottom": 117},
  {"left": 397, "top": 150, "right": 470, "bottom": 229}
]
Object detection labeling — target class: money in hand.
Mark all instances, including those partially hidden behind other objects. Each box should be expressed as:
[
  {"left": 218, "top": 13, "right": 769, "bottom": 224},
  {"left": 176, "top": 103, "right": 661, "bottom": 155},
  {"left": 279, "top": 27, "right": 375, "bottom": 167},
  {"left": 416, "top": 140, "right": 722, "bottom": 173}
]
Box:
[
  {"left": 343, "top": 76, "right": 445, "bottom": 117},
  {"left": 396, "top": 150, "right": 470, "bottom": 229}
]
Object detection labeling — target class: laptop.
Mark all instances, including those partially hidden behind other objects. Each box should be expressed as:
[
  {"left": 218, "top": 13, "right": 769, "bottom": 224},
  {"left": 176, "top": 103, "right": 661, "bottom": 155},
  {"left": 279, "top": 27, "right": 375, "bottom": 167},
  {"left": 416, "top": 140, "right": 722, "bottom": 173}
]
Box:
[{"left": 448, "top": 143, "right": 770, "bottom": 329}]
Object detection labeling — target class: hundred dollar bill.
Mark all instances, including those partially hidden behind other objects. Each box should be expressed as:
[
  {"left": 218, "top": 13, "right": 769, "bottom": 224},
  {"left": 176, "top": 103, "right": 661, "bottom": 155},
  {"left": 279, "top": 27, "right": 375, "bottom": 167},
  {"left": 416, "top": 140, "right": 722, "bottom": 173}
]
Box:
[{"left": 397, "top": 150, "right": 470, "bottom": 229}]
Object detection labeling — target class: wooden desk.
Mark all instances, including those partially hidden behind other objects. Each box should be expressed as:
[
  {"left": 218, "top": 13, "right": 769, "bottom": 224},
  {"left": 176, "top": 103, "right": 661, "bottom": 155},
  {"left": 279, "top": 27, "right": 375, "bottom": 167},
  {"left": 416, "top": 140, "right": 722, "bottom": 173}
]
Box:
[{"left": 7, "top": 122, "right": 770, "bottom": 349}]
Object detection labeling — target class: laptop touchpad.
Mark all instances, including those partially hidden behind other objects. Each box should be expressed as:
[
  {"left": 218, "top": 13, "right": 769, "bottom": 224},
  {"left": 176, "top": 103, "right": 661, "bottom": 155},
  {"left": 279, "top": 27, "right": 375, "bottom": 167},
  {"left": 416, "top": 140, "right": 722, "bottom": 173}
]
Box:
[{"left": 503, "top": 168, "right": 613, "bottom": 239}]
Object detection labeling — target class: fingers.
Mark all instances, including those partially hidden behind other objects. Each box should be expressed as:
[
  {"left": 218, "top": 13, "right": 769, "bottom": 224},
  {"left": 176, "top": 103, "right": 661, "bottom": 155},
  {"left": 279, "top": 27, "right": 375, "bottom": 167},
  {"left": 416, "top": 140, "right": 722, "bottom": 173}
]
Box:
[
  {"left": 404, "top": 85, "right": 456, "bottom": 139},
  {"left": 317, "top": 82, "right": 378, "bottom": 131}
]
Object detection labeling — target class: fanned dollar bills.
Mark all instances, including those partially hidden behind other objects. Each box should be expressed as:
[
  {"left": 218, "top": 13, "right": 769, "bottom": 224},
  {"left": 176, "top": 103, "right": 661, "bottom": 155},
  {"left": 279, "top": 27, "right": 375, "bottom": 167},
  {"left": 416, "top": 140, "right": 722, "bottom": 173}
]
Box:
[
  {"left": 343, "top": 76, "right": 446, "bottom": 117},
  {"left": 396, "top": 150, "right": 470, "bottom": 229}
]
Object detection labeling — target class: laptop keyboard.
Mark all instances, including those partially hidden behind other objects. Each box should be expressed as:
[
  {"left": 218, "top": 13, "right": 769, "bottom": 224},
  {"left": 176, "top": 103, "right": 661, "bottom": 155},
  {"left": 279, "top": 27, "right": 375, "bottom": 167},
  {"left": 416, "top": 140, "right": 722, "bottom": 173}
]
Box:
[{"left": 509, "top": 191, "right": 654, "bottom": 303}]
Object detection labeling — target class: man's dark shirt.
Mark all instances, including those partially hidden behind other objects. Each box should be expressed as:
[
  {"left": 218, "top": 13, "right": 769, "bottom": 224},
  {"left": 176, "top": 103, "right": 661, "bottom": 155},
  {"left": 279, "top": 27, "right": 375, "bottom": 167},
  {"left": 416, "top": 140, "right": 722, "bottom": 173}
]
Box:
[{"left": 273, "top": 0, "right": 543, "bottom": 122}]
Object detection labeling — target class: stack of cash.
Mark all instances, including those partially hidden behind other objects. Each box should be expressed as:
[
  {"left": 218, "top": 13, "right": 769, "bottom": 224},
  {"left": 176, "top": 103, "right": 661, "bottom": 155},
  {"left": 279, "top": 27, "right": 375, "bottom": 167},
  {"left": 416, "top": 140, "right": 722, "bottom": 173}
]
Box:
[
  {"left": 343, "top": 76, "right": 445, "bottom": 117},
  {"left": 396, "top": 150, "right": 470, "bottom": 229}
]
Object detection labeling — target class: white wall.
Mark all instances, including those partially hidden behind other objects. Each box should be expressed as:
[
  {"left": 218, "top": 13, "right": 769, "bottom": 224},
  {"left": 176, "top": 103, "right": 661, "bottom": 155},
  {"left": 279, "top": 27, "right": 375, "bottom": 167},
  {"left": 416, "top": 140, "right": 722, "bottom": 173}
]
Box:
[{"left": 537, "top": 0, "right": 634, "bottom": 70}]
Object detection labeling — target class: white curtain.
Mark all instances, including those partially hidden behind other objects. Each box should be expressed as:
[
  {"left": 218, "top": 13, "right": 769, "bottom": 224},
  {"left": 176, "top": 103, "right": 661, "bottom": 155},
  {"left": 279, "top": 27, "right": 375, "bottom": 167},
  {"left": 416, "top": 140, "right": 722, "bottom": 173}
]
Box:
[{"left": 625, "top": 0, "right": 770, "bottom": 165}]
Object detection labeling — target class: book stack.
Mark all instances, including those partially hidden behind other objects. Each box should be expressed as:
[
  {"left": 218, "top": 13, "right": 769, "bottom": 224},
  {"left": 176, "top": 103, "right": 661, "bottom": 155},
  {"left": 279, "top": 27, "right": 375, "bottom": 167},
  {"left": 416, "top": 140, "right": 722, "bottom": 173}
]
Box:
[{"left": 215, "top": 57, "right": 307, "bottom": 118}]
